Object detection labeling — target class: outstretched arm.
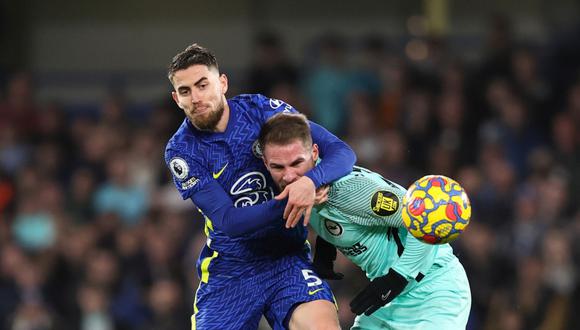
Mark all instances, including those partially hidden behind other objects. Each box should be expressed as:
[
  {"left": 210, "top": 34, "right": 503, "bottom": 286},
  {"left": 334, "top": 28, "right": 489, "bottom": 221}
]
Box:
[{"left": 191, "top": 180, "right": 287, "bottom": 238}]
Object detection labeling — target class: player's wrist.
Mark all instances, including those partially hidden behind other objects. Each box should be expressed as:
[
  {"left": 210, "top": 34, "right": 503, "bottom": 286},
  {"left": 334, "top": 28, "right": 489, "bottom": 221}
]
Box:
[
  {"left": 377, "top": 269, "right": 407, "bottom": 287},
  {"left": 299, "top": 175, "right": 315, "bottom": 189},
  {"left": 304, "top": 171, "right": 321, "bottom": 188}
]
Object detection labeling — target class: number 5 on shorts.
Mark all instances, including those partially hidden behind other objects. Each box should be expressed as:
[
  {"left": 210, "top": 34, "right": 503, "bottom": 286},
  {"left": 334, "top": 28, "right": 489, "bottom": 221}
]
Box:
[{"left": 302, "top": 269, "right": 322, "bottom": 287}]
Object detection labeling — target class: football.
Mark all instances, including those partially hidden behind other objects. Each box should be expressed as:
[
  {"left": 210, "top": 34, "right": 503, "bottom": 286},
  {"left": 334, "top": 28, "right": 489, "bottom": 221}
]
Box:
[{"left": 402, "top": 175, "right": 471, "bottom": 244}]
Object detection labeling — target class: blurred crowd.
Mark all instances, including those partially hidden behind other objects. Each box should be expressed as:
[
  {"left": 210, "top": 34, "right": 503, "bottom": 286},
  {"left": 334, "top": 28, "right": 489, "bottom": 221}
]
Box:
[{"left": 1, "top": 16, "right": 580, "bottom": 330}]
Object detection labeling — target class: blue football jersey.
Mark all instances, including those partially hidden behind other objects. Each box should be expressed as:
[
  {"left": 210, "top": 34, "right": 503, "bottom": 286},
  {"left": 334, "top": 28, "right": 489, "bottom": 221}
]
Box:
[{"left": 165, "top": 94, "right": 307, "bottom": 260}]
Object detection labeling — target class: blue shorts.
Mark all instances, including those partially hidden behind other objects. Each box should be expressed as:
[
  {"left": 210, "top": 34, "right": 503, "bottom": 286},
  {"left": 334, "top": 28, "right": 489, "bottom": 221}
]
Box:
[{"left": 192, "top": 250, "right": 336, "bottom": 330}]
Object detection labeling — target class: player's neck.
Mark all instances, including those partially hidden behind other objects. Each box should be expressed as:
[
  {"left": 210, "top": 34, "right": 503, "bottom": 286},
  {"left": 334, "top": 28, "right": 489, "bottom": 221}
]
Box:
[{"left": 213, "top": 99, "right": 230, "bottom": 133}]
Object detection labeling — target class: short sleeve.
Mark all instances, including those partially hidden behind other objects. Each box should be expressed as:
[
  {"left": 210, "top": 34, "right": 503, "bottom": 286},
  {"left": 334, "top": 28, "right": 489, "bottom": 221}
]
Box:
[
  {"left": 325, "top": 170, "right": 406, "bottom": 228},
  {"left": 165, "top": 147, "right": 211, "bottom": 200}
]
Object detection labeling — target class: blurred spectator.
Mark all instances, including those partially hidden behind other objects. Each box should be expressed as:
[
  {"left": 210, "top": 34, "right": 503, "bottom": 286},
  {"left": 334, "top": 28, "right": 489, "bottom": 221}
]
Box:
[
  {"left": 303, "top": 32, "right": 353, "bottom": 135},
  {"left": 0, "top": 127, "right": 29, "bottom": 176},
  {"left": 433, "top": 90, "right": 474, "bottom": 165},
  {"left": 76, "top": 283, "right": 120, "bottom": 330},
  {"left": 400, "top": 88, "right": 434, "bottom": 169},
  {"left": 67, "top": 168, "right": 98, "bottom": 223},
  {"left": 11, "top": 196, "right": 56, "bottom": 253},
  {"left": 351, "top": 34, "right": 387, "bottom": 104},
  {"left": 377, "top": 54, "right": 407, "bottom": 129},
  {"left": 93, "top": 152, "right": 149, "bottom": 226},
  {"left": 550, "top": 111, "right": 580, "bottom": 203},
  {"left": 0, "top": 170, "right": 15, "bottom": 218},
  {"left": 83, "top": 249, "right": 147, "bottom": 328},
  {"left": 143, "top": 278, "right": 189, "bottom": 330},
  {"left": 9, "top": 300, "right": 57, "bottom": 330},
  {"left": 0, "top": 72, "right": 39, "bottom": 137},
  {"left": 343, "top": 92, "right": 383, "bottom": 169},
  {"left": 126, "top": 129, "right": 163, "bottom": 194},
  {"left": 247, "top": 31, "right": 299, "bottom": 99},
  {"left": 376, "top": 130, "right": 418, "bottom": 186},
  {"left": 509, "top": 46, "right": 551, "bottom": 134}
]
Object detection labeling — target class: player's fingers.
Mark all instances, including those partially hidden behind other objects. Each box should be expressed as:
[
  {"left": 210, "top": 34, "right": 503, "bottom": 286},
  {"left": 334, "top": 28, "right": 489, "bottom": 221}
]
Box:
[
  {"left": 292, "top": 208, "right": 306, "bottom": 227},
  {"left": 349, "top": 296, "right": 363, "bottom": 313},
  {"left": 291, "top": 207, "right": 307, "bottom": 228},
  {"left": 303, "top": 206, "right": 312, "bottom": 226},
  {"left": 285, "top": 207, "right": 301, "bottom": 228},
  {"left": 350, "top": 291, "right": 371, "bottom": 314},
  {"left": 315, "top": 185, "right": 329, "bottom": 194},
  {"left": 314, "top": 186, "right": 329, "bottom": 204},
  {"left": 275, "top": 187, "right": 289, "bottom": 201},
  {"left": 350, "top": 301, "right": 365, "bottom": 315},
  {"left": 283, "top": 204, "right": 291, "bottom": 220},
  {"left": 280, "top": 192, "right": 293, "bottom": 219}
]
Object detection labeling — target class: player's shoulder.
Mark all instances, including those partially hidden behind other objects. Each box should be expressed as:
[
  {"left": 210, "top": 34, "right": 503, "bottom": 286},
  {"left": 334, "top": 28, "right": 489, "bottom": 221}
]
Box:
[
  {"left": 333, "top": 166, "right": 381, "bottom": 186},
  {"left": 327, "top": 167, "right": 405, "bottom": 221},
  {"left": 164, "top": 119, "right": 199, "bottom": 161},
  {"left": 330, "top": 167, "right": 405, "bottom": 201},
  {"left": 230, "top": 94, "right": 295, "bottom": 117},
  {"left": 229, "top": 94, "right": 265, "bottom": 111}
]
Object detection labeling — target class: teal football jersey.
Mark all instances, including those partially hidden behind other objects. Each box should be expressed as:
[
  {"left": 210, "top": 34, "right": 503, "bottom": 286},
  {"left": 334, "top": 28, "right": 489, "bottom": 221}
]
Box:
[{"left": 311, "top": 166, "right": 456, "bottom": 283}]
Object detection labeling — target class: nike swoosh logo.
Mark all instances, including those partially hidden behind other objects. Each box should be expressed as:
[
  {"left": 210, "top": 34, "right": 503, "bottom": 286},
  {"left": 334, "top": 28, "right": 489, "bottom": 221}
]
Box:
[
  {"left": 308, "top": 288, "right": 324, "bottom": 295},
  {"left": 381, "top": 290, "right": 392, "bottom": 301},
  {"left": 212, "top": 163, "right": 228, "bottom": 179}
]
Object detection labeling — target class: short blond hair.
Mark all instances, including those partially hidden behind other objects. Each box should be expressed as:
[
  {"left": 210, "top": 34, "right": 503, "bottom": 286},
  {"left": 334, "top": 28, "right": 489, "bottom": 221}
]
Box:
[{"left": 259, "top": 113, "right": 312, "bottom": 153}]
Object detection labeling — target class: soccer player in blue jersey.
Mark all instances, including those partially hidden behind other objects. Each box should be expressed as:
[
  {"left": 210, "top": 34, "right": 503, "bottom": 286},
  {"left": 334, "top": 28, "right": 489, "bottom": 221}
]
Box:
[
  {"left": 259, "top": 113, "right": 471, "bottom": 330},
  {"left": 164, "top": 43, "right": 356, "bottom": 329}
]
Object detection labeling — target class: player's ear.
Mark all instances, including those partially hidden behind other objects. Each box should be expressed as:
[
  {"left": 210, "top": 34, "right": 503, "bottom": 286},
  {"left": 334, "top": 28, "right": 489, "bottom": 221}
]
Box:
[
  {"left": 219, "top": 74, "right": 228, "bottom": 94},
  {"left": 262, "top": 156, "right": 271, "bottom": 171},
  {"left": 312, "top": 143, "right": 319, "bottom": 162},
  {"left": 171, "top": 91, "right": 182, "bottom": 109},
  {"left": 261, "top": 145, "right": 269, "bottom": 168}
]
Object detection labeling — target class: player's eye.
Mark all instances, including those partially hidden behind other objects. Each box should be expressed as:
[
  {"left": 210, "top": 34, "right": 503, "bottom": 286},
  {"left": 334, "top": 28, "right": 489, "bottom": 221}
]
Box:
[{"left": 291, "top": 160, "right": 304, "bottom": 167}]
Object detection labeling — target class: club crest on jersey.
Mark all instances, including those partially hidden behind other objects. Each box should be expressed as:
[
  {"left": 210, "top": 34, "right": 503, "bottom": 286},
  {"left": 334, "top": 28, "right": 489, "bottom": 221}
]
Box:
[
  {"left": 269, "top": 98, "right": 292, "bottom": 112},
  {"left": 371, "top": 190, "right": 399, "bottom": 216},
  {"left": 169, "top": 157, "right": 189, "bottom": 180},
  {"left": 324, "top": 219, "right": 343, "bottom": 237},
  {"left": 252, "top": 140, "right": 263, "bottom": 158},
  {"left": 269, "top": 98, "right": 283, "bottom": 109},
  {"left": 230, "top": 172, "right": 273, "bottom": 207}
]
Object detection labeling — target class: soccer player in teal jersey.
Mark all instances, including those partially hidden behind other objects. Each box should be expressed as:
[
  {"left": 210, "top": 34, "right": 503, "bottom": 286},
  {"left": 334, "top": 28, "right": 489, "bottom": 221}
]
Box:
[{"left": 259, "top": 113, "right": 471, "bottom": 330}]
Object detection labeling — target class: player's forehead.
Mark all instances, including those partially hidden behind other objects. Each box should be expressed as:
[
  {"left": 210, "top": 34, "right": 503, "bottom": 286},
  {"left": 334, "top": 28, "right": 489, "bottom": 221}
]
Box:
[
  {"left": 263, "top": 140, "right": 310, "bottom": 162},
  {"left": 172, "top": 64, "right": 218, "bottom": 86}
]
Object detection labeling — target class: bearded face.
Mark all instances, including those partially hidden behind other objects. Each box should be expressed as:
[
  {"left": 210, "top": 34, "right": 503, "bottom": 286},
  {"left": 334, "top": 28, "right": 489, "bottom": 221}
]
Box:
[{"left": 171, "top": 64, "right": 229, "bottom": 131}]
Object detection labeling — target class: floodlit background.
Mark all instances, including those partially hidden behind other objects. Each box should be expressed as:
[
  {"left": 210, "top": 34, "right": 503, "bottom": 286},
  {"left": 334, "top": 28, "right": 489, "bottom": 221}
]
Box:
[{"left": 1, "top": 0, "right": 580, "bottom": 329}]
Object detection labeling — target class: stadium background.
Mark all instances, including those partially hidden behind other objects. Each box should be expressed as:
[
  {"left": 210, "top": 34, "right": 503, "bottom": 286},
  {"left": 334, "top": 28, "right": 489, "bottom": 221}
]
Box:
[{"left": 1, "top": 0, "right": 580, "bottom": 329}]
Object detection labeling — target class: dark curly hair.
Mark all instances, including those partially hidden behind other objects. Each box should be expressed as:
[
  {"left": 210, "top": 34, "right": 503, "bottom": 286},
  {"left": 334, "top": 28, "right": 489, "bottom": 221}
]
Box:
[{"left": 167, "top": 43, "right": 219, "bottom": 83}]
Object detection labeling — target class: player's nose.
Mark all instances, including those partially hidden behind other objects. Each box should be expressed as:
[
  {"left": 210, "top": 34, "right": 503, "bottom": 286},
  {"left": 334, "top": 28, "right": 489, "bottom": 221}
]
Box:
[
  {"left": 190, "top": 91, "right": 202, "bottom": 104},
  {"left": 282, "top": 170, "right": 298, "bottom": 183}
]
